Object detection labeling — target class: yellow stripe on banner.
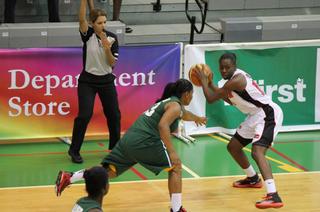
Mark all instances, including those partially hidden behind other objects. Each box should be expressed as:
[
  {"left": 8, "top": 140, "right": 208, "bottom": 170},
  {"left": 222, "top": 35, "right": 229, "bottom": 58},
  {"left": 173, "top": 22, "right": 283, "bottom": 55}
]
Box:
[{"left": 208, "top": 134, "right": 303, "bottom": 173}]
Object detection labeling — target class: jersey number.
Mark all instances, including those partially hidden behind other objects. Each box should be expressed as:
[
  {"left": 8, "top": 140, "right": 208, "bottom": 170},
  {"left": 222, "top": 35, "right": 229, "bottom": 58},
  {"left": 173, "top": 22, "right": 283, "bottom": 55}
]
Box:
[{"left": 144, "top": 98, "right": 170, "bottom": 117}]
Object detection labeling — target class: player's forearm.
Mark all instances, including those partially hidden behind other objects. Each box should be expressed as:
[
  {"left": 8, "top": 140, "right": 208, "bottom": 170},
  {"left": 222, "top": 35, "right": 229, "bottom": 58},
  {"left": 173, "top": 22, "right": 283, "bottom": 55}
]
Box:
[
  {"left": 202, "top": 83, "right": 221, "bottom": 103},
  {"left": 104, "top": 49, "right": 116, "bottom": 67},
  {"left": 88, "top": 0, "right": 94, "bottom": 10},
  {"left": 159, "top": 125, "right": 176, "bottom": 153},
  {"left": 209, "top": 82, "right": 232, "bottom": 104},
  {"left": 182, "top": 110, "right": 199, "bottom": 122},
  {"left": 79, "top": 0, "right": 87, "bottom": 22}
]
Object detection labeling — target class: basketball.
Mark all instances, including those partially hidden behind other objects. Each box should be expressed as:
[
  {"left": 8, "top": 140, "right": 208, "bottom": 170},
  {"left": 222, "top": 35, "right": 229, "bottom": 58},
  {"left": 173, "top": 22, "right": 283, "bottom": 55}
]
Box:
[{"left": 188, "top": 64, "right": 213, "bottom": 86}]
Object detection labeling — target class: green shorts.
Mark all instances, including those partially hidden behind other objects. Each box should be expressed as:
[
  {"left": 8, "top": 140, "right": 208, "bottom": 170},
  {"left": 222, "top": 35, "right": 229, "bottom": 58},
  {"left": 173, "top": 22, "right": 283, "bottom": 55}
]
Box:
[{"left": 101, "top": 129, "right": 172, "bottom": 176}]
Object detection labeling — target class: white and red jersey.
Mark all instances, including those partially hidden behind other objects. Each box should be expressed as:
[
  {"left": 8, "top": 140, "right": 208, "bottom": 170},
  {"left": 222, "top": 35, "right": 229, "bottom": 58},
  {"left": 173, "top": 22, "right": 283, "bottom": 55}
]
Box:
[
  {"left": 228, "top": 69, "right": 273, "bottom": 115},
  {"left": 226, "top": 69, "right": 283, "bottom": 145}
]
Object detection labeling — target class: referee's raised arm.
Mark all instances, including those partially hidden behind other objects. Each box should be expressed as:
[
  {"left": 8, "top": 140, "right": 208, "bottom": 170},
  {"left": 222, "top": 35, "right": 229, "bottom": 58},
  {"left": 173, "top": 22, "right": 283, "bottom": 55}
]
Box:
[{"left": 79, "top": 0, "right": 89, "bottom": 34}]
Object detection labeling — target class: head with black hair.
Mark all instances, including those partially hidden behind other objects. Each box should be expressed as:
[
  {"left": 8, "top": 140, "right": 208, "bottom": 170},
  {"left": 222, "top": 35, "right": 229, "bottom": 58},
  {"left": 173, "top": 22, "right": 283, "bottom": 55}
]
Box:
[
  {"left": 219, "top": 52, "right": 237, "bottom": 80},
  {"left": 157, "top": 79, "right": 193, "bottom": 105},
  {"left": 84, "top": 166, "right": 109, "bottom": 199}
]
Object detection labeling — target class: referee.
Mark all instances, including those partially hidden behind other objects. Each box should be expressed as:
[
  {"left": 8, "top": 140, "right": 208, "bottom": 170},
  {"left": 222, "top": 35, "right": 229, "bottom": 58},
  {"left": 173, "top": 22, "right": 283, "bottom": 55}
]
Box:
[{"left": 68, "top": 0, "right": 121, "bottom": 163}]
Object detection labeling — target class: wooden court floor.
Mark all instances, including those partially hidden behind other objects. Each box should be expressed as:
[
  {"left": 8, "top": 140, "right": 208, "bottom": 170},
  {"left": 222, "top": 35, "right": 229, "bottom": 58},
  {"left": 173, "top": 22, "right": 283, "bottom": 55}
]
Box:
[
  {"left": 0, "top": 131, "right": 319, "bottom": 211},
  {"left": 0, "top": 172, "right": 319, "bottom": 211}
]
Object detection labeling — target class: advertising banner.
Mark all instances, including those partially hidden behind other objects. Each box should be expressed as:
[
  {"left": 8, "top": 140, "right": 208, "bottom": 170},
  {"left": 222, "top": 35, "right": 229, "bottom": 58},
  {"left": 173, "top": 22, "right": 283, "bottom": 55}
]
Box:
[
  {"left": 0, "top": 44, "right": 181, "bottom": 139},
  {"left": 184, "top": 40, "right": 320, "bottom": 135}
]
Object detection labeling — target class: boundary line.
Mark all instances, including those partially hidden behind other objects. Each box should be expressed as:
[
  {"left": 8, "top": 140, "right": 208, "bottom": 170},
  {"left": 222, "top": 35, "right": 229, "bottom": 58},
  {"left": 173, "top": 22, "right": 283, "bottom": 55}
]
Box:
[
  {"left": 182, "top": 164, "right": 200, "bottom": 178},
  {"left": 0, "top": 150, "right": 108, "bottom": 157},
  {"left": 96, "top": 140, "right": 200, "bottom": 180},
  {"left": 1, "top": 171, "right": 319, "bottom": 190},
  {"left": 208, "top": 133, "right": 304, "bottom": 173},
  {"left": 270, "top": 147, "right": 308, "bottom": 171},
  {"left": 276, "top": 140, "right": 320, "bottom": 144}
]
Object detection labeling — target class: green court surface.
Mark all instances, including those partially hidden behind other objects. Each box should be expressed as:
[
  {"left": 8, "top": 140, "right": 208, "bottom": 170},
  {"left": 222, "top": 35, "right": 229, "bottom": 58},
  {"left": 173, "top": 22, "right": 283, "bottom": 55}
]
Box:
[{"left": 0, "top": 131, "right": 319, "bottom": 188}]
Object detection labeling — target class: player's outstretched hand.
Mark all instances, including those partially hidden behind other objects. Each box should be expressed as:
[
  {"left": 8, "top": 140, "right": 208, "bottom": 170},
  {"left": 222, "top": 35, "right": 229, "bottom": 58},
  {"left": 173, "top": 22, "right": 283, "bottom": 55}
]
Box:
[{"left": 194, "top": 116, "right": 207, "bottom": 126}]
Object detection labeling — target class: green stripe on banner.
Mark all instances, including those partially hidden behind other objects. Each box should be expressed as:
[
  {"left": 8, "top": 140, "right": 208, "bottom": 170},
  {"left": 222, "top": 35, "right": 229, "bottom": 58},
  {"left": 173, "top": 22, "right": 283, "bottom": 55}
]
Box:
[{"left": 204, "top": 46, "right": 320, "bottom": 128}]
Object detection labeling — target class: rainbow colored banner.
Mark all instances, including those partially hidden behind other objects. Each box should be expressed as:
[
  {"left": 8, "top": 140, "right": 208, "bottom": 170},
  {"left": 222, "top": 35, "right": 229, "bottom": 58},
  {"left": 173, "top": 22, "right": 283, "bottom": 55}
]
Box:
[{"left": 0, "top": 44, "right": 181, "bottom": 140}]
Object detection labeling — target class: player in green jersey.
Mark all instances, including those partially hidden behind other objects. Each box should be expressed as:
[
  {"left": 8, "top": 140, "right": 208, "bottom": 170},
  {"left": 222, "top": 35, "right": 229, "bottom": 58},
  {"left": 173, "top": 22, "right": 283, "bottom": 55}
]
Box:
[
  {"left": 56, "top": 79, "right": 206, "bottom": 212},
  {"left": 72, "top": 166, "right": 108, "bottom": 212}
]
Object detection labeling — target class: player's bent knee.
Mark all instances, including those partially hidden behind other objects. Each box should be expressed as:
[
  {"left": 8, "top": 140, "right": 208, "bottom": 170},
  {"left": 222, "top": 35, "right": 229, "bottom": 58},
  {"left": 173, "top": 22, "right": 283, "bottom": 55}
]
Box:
[
  {"left": 251, "top": 150, "right": 259, "bottom": 161},
  {"left": 227, "top": 139, "right": 245, "bottom": 153},
  {"left": 251, "top": 148, "right": 265, "bottom": 161},
  {"left": 226, "top": 142, "right": 233, "bottom": 152},
  {"left": 171, "top": 165, "right": 182, "bottom": 174},
  {"left": 165, "top": 165, "right": 182, "bottom": 174},
  {"left": 227, "top": 142, "right": 239, "bottom": 153}
]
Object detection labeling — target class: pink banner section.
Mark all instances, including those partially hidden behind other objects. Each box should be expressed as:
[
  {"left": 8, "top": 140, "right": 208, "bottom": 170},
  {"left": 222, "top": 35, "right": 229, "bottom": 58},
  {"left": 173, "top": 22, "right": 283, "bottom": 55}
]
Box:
[{"left": 0, "top": 44, "right": 181, "bottom": 140}]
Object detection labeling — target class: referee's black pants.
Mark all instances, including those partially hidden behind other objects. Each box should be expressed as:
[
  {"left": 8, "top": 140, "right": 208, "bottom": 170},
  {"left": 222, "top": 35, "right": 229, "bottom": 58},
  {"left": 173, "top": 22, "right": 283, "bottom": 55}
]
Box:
[{"left": 70, "top": 81, "right": 121, "bottom": 154}]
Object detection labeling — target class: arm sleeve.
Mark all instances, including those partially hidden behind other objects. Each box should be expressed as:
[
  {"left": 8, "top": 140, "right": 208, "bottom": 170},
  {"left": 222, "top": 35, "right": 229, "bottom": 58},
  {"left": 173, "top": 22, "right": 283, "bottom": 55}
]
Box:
[
  {"left": 80, "top": 26, "right": 94, "bottom": 43},
  {"left": 110, "top": 33, "right": 119, "bottom": 61}
]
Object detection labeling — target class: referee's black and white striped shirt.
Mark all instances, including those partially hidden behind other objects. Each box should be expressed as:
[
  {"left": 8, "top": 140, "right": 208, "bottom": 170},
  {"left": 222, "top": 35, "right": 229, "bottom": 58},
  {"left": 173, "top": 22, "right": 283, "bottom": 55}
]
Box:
[{"left": 80, "top": 26, "right": 119, "bottom": 76}]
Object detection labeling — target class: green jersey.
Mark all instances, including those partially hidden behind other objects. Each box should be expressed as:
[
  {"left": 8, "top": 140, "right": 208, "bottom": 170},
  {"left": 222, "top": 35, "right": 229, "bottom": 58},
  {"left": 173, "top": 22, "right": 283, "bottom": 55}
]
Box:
[
  {"left": 102, "top": 96, "right": 183, "bottom": 176},
  {"left": 129, "top": 96, "right": 182, "bottom": 138},
  {"left": 72, "top": 197, "right": 102, "bottom": 212}
]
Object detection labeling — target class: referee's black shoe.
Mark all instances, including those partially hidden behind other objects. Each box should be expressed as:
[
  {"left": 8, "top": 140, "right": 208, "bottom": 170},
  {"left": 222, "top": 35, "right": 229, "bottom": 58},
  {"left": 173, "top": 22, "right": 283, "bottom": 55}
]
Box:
[{"left": 68, "top": 150, "right": 83, "bottom": 163}]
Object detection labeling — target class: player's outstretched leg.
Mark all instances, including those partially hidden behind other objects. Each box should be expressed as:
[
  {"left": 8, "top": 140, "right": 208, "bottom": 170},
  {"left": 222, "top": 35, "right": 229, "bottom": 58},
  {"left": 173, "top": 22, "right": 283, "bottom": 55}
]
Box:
[
  {"left": 233, "top": 173, "right": 263, "bottom": 188},
  {"left": 255, "top": 192, "right": 284, "bottom": 209},
  {"left": 55, "top": 170, "right": 73, "bottom": 196}
]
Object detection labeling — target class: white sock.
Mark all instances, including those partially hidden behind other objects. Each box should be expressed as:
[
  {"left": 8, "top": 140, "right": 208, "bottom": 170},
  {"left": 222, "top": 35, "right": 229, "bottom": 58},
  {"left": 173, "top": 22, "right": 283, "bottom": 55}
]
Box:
[
  {"left": 243, "top": 165, "right": 256, "bottom": 177},
  {"left": 171, "top": 193, "right": 182, "bottom": 211},
  {"left": 70, "top": 169, "right": 85, "bottom": 183},
  {"left": 265, "top": 179, "right": 277, "bottom": 194}
]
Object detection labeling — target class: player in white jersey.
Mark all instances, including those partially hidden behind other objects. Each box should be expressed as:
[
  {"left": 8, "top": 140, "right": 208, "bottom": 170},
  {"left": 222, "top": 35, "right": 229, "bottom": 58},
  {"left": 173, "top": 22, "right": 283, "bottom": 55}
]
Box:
[{"left": 195, "top": 53, "right": 283, "bottom": 209}]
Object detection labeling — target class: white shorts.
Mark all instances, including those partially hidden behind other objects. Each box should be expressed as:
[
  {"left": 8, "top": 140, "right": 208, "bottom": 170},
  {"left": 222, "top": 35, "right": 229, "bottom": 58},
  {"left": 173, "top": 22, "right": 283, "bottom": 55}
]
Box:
[{"left": 235, "top": 103, "right": 283, "bottom": 147}]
